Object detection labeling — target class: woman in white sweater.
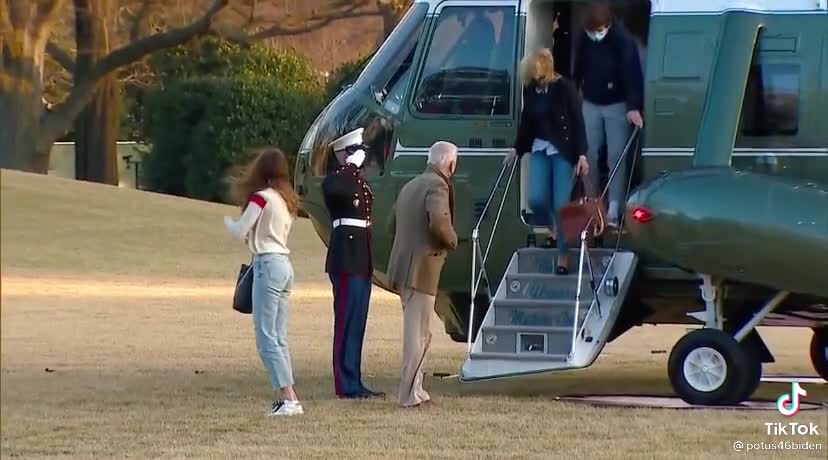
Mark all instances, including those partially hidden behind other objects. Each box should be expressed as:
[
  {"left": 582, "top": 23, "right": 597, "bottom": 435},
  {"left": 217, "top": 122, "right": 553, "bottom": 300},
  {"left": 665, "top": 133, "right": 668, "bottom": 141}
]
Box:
[{"left": 224, "top": 149, "right": 303, "bottom": 417}]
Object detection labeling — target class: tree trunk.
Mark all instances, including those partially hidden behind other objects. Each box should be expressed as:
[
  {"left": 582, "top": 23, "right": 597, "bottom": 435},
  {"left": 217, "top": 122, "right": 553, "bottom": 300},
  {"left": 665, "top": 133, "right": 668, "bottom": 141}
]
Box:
[
  {"left": 0, "top": 36, "right": 51, "bottom": 173},
  {"left": 73, "top": 0, "right": 119, "bottom": 185}
]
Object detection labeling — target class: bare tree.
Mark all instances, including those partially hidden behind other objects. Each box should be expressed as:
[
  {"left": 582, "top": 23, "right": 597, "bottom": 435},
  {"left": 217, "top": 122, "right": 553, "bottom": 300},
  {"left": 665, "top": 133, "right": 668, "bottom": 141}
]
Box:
[
  {"left": 73, "top": 0, "right": 119, "bottom": 185},
  {"left": 0, "top": 0, "right": 228, "bottom": 173},
  {"left": 1, "top": 0, "right": 411, "bottom": 176}
]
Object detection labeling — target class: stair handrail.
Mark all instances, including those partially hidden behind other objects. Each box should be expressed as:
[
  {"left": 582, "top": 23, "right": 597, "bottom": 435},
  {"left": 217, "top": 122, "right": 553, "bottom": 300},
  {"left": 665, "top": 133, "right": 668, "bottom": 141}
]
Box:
[
  {"left": 467, "top": 157, "right": 519, "bottom": 353},
  {"left": 572, "top": 126, "right": 641, "bottom": 358}
]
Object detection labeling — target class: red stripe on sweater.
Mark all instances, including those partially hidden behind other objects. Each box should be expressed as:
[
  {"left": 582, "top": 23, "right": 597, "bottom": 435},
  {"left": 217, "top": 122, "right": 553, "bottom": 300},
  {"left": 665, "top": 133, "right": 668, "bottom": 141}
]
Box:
[{"left": 249, "top": 193, "right": 267, "bottom": 208}]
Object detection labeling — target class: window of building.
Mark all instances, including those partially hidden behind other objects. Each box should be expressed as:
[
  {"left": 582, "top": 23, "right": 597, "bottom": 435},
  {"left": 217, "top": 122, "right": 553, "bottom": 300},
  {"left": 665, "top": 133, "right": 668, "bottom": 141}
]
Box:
[
  {"left": 740, "top": 62, "right": 800, "bottom": 137},
  {"left": 412, "top": 6, "right": 516, "bottom": 116}
]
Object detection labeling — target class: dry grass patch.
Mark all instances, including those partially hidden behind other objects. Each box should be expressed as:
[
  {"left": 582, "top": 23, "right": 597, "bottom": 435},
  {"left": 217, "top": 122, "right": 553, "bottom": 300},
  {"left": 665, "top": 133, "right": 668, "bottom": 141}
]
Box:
[{"left": 2, "top": 170, "right": 826, "bottom": 459}]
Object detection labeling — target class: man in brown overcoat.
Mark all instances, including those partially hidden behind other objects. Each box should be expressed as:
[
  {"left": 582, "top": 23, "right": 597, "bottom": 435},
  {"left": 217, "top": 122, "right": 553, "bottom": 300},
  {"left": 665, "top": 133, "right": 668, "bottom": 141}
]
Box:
[{"left": 386, "top": 141, "right": 459, "bottom": 408}]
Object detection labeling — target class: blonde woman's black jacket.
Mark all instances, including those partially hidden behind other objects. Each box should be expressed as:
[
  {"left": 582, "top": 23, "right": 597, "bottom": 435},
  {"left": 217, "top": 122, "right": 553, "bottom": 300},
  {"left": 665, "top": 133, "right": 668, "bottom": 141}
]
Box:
[{"left": 513, "top": 77, "right": 588, "bottom": 165}]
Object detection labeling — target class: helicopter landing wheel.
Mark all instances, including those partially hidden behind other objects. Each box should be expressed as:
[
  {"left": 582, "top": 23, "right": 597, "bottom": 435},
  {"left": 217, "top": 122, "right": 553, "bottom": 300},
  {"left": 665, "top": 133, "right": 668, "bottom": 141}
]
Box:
[
  {"left": 810, "top": 328, "right": 828, "bottom": 381},
  {"left": 732, "top": 332, "right": 763, "bottom": 403},
  {"left": 668, "top": 329, "right": 759, "bottom": 405}
]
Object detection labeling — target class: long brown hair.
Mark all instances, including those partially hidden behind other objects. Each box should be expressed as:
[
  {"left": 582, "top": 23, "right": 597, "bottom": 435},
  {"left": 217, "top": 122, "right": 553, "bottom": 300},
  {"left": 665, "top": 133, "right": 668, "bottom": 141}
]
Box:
[{"left": 227, "top": 148, "right": 299, "bottom": 216}]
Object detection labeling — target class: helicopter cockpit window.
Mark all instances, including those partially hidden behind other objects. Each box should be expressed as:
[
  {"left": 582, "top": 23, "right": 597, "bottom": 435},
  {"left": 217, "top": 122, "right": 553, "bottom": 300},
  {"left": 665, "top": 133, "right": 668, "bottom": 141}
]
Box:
[
  {"left": 413, "top": 6, "right": 516, "bottom": 116},
  {"left": 740, "top": 62, "right": 800, "bottom": 137},
  {"left": 355, "top": 3, "right": 427, "bottom": 107}
]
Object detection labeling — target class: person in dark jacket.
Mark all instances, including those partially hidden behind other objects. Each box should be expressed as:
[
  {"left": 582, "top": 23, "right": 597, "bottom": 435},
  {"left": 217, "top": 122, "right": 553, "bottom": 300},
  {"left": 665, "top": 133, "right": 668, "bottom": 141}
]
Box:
[
  {"left": 507, "top": 48, "right": 589, "bottom": 274},
  {"left": 322, "top": 127, "right": 385, "bottom": 400},
  {"left": 573, "top": 1, "right": 644, "bottom": 227}
]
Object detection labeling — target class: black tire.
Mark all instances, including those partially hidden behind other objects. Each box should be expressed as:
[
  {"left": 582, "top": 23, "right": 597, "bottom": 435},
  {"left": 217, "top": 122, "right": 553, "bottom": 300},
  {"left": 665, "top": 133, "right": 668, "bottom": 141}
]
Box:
[
  {"left": 810, "top": 329, "right": 828, "bottom": 381},
  {"left": 730, "top": 333, "right": 763, "bottom": 403},
  {"left": 668, "top": 329, "right": 750, "bottom": 405}
]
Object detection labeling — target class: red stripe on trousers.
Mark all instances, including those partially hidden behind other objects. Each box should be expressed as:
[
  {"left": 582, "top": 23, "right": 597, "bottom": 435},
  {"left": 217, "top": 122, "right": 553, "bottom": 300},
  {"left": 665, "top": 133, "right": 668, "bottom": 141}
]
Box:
[{"left": 333, "top": 273, "right": 348, "bottom": 395}]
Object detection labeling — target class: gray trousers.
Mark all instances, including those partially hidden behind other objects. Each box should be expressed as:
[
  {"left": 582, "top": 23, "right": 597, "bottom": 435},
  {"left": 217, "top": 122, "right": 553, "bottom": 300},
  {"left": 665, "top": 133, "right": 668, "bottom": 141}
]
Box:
[{"left": 582, "top": 101, "right": 631, "bottom": 217}]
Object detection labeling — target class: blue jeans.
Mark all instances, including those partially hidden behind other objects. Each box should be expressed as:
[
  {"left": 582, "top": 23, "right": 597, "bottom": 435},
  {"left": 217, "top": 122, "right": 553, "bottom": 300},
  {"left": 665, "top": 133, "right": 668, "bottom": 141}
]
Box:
[
  {"left": 527, "top": 151, "right": 574, "bottom": 255},
  {"left": 252, "top": 253, "right": 295, "bottom": 390}
]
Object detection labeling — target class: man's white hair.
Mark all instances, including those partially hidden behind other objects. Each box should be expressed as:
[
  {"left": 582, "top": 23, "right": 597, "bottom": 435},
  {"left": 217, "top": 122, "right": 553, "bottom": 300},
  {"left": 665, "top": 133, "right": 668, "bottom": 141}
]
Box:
[{"left": 427, "top": 141, "right": 458, "bottom": 168}]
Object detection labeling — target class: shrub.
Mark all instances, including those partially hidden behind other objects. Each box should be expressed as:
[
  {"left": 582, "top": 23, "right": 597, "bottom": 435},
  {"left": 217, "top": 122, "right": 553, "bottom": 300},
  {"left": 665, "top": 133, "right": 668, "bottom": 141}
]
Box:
[{"left": 142, "top": 76, "right": 324, "bottom": 202}]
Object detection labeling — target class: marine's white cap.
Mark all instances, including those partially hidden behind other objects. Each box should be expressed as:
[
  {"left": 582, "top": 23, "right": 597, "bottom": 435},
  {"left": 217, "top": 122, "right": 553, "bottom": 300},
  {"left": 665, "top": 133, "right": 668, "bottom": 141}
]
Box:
[{"left": 329, "top": 128, "right": 364, "bottom": 152}]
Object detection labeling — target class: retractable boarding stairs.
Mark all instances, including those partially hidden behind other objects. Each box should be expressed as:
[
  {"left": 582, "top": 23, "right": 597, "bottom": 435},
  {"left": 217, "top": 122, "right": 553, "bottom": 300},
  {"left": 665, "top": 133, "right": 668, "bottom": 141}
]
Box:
[
  {"left": 461, "top": 246, "right": 637, "bottom": 381},
  {"left": 460, "top": 129, "right": 641, "bottom": 382}
]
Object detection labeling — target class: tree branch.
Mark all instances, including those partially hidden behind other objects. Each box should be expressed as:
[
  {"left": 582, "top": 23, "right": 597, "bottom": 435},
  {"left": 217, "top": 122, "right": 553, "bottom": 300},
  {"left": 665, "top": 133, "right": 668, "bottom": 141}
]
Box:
[
  {"left": 46, "top": 40, "right": 75, "bottom": 73},
  {"left": 127, "top": 0, "right": 154, "bottom": 42},
  {"left": 247, "top": 5, "right": 377, "bottom": 40},
  {"left": 0, "top": 3, "right": 13, "bottom": 32},
  {"left": 41, "top": 0, "right": 229, "bottom": 145},
  {"left": 33, "top": 0, "right": 67, "bottom": 32}
]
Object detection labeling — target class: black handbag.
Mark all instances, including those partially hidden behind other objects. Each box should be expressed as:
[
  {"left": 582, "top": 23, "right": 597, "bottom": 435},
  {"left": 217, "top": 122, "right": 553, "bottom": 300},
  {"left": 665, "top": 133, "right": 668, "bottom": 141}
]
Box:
[{"left": 233, "top": 262, "right": 254, "bottom": 314}]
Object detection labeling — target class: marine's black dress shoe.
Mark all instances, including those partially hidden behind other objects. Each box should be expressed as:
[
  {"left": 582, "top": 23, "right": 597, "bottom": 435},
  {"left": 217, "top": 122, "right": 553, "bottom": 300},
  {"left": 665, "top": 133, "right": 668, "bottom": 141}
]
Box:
[
  {"left": 360, "top": 388, "right": 386, "bottom": 399},
  {"left": 338, "top": 393, "right": 370, "bottom": 400},
  {"left": 338, "top": 388, "right": 386, "bottom": 400}
]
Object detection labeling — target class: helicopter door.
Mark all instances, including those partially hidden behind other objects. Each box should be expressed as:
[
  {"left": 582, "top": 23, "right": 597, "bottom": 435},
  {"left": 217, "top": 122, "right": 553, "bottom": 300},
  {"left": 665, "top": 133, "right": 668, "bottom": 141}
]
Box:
[
  {"left": 732, "top": 20, "right": 828, "bottom": 184},
  {"left": 397, "top": 1, "right": 519, "bottom": 151},
  {"left": 392, "top": 1, "right": 520, "bottom": 284}
]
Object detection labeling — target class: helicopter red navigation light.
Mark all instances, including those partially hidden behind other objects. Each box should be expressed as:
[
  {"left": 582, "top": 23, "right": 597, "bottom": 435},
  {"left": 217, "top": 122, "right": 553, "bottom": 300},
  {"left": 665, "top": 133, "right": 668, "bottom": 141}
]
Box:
[{"left": 631, "top": 207, "right": 654, "bottom": 224}]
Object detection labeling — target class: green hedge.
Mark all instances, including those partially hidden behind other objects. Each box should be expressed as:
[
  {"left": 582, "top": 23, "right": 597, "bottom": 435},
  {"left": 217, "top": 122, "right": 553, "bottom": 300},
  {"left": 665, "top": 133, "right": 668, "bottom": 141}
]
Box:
[
  {"left": 142, "top": 77, "right": 323, "bottom": 202},
  {"left": 141, "top": 39, "right": 325, "bottom": 203},
  {"left": 151, "top": 37, "right": 320, "bottom": 88}
]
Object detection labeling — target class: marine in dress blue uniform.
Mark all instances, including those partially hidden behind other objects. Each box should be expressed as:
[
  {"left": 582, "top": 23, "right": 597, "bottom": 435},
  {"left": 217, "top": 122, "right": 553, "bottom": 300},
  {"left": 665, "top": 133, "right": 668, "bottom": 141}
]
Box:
[{"left": 322, "top": 128, "right": 385, "bottom": 399}]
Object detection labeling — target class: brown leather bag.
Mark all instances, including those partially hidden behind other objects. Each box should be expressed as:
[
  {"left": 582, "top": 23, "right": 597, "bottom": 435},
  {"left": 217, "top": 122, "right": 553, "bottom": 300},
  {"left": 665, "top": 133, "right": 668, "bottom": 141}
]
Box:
[{"left": 558, "top": 174, "right": 606, "bottom": 246}]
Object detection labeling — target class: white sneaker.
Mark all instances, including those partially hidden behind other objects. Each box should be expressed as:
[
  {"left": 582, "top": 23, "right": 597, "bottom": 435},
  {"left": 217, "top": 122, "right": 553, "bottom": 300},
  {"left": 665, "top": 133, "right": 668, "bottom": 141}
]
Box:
[{"left": 267, "top": 400, "right": 304, "bottom": 417}]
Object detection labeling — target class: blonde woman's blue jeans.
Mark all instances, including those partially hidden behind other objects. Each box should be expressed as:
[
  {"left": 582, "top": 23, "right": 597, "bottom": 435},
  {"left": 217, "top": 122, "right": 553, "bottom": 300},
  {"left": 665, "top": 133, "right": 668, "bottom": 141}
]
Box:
[
  {"left": 252, "top": 253, "right": 295, "bottom": 390},
  {"left": 527, "top": 150, "right": 574, "bottom": 255}
]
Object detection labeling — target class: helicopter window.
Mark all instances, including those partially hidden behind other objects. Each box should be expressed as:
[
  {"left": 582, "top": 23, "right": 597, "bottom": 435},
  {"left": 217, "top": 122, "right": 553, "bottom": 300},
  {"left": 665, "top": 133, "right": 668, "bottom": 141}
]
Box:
[
  {"left": 356, "top": 2, "right": 427, "bottom": 105},
  {"left": 413, "top": 6, "right": 516, "bottom": 116},
  {"left": 740, "top": 62, "right": 800, "bottom": 137}
]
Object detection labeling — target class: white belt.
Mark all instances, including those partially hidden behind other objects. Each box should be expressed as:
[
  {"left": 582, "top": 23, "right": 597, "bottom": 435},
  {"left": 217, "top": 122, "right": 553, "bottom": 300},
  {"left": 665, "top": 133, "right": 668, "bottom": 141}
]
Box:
[{"left": 333, "top": 218, "right": 369, "bottom": 228}]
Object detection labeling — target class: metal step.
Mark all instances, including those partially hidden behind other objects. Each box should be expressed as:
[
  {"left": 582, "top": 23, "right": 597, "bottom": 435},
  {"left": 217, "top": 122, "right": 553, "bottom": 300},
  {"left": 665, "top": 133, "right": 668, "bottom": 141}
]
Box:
[
  {"left": 468, "top": 351, "right": 569, "bottom": 362},
  {"left": 479, "top": 325, "right": 573, "bottom": 355},
  {"left": 494, "top": 298, "right": 590, "bottom": 327},
  {"left": 515, "top": 247, "right": 615, "bottom": 275},
  {"left": 504, "top": 273, "right": 596, "bottom": 301}
]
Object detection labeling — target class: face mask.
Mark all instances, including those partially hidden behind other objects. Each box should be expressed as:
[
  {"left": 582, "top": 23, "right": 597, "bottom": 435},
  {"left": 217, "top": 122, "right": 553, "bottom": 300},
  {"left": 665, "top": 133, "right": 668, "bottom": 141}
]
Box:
[
  {"left": 587, "top": 27, "right": 608, "bottom": 42},
  {"left": 345, "top": 149, "right": 366, "bottom": 168}
]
